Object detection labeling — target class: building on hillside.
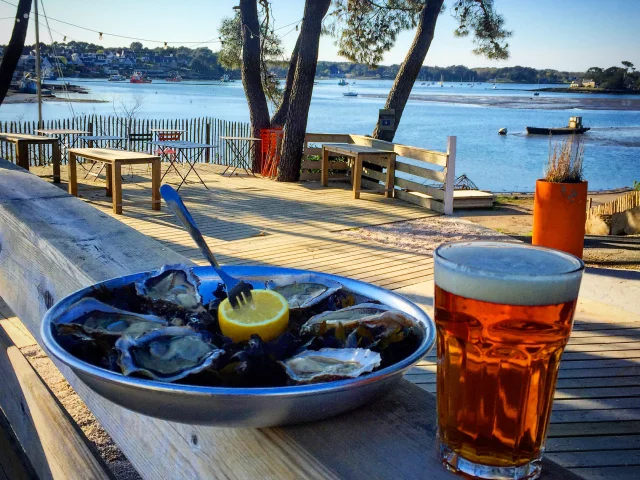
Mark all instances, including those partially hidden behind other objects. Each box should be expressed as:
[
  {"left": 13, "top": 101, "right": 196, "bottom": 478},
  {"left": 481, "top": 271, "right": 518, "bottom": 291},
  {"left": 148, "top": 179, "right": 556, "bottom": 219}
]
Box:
[{"left": 571, "top": 79, "right": 597, "bottom": 88}]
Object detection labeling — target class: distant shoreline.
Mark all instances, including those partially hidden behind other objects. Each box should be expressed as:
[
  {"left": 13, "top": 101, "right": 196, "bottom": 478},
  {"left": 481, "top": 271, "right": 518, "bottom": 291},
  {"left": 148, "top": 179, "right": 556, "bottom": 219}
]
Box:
[
  {"left": 361, "top": 93, "right": 640, "bottom": 111},
  {"left": 535, "top": 87, "right": 640, "bottom": 95},
  {"left": 4, "top": 93, "right": 107, "bottom": 104}
]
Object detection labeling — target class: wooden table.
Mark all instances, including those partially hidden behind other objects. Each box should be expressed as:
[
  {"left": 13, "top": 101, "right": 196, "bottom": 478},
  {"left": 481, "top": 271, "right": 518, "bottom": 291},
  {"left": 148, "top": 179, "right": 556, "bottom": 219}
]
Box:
[
  {"left": 35, "top": 129, "right": 90, "bottom": 163},
  {"left": 67, "top": 148, "right": 161, "bottom": 214},
  {"left": 0, "top": 133, "right": 61, "bottom": 183},
  {"left": 0, "top": 158, "right": 581, "bottom": 479},
  {"left": 322, "top": 143, "right": 396, "bottom": 199}
]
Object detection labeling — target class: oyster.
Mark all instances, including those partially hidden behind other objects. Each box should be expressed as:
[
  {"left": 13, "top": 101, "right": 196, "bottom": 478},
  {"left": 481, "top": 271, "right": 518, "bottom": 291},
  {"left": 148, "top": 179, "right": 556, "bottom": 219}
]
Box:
[
  {"left": 300, "top": 303, "right": 416, "bottom": 336},
  {"left": 55, "top": 298, "right": 167, "bottom": 338},
  {"left": 136, "top": 265, "right": 202, "bottom": 311},
  {"left": 265, "top": 275, "right": 342, "bottom": 309},
  {"left": 116, "top": 327, "right": 223, "bottom": 382},
  {"left": 279, "top": 348, "right": 381, "bottom": 384}
]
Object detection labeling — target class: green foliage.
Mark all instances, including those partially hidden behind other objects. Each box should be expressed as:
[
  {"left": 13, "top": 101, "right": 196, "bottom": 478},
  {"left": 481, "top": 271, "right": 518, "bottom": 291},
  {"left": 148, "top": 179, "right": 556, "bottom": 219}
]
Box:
[
  {"left": 217, "top": 9, "right": 285, "bottom": 106},
  {"left": 452, "top": 0, "right": 511, "bottom": 60},
  {"left": 328, "top": 0, "right": 511, "bottom": 68},
  {"left": 129, "top": 42, "right": 143, "bottom": 52},
  {"left": 633, "top": 181, "right": 640, "bottom": 191},
  {"left": 327, "top": 0, "right": 423, "bottom": 67},
  {"left": 584, "top": 62, "right": 640, "bottom": 91}
]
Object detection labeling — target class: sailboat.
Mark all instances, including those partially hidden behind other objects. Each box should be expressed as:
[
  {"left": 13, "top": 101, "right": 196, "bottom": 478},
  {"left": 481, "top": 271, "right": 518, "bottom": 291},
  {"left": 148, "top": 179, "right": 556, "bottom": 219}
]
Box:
[
  {"left": 342, "top": 86, "right": 358, "bottom": 97},
  {"left": 439, "top": 74, "right": 444, "bottom": 87}
]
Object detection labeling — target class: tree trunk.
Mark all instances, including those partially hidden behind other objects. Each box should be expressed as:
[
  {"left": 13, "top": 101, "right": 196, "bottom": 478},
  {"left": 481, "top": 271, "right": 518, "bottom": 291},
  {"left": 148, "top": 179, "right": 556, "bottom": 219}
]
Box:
[
  {"left": 270, "top": 34, "right": 300, "bottom": 127},
  {"left": 276, "top": 0, "right": 331, "bottom": 182},
  {"left": 0, "top": 0, "right": 32, "bottom": 106},
  {"left": 239, "top": 0, "right": 270, "bottom": 171},
  {"left": 372, "top": 0, "right": 444, "bottom": 142}
]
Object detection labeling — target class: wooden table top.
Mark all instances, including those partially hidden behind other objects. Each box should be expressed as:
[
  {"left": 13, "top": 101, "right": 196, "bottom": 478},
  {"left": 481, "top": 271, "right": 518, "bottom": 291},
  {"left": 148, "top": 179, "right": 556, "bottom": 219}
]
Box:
[
  {"left": 67, "top": 148, "right": 160, "bottom": 164},
  {"left": 323, "top": 143, "right": 394, "bottom": 155},
  {"left": 0, "top": 133, "right": 58, "bottom": 142},
  {"left": 35, "top": 129, "right": 90, "bottom": 135}
]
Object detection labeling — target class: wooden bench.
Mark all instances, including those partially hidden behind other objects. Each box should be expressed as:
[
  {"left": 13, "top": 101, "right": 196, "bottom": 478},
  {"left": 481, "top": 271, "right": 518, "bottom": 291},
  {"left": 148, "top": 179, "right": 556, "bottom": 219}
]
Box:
[
  {"left": 322, "top": 144, "right": 396, "bottom": 199},
  {"left": 0, "top": 133, "right": 61, "bottom": 183},
  {"left": 0, "top": 159, "right": 577, "bottom": 479},
  {"left": 67, "top": 148, "right": 161, "bottom": 215}
]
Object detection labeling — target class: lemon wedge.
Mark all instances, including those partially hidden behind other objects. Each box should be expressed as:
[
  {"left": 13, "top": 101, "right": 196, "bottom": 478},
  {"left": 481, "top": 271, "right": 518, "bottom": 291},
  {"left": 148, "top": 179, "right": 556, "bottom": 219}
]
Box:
[{"left": 218, "top": 289, "right": 289, "bottom": 343}]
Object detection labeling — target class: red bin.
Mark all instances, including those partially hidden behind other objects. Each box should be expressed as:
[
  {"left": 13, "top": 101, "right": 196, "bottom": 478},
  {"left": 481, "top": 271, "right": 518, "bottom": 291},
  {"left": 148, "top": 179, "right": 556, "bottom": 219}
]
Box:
[{"left": 260, "top": 128, "right": 284, "bottom": 178}]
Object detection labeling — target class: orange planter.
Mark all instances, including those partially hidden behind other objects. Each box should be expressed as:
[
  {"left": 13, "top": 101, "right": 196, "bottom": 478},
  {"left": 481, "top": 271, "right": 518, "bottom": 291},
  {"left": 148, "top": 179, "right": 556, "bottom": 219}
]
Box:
[{"left": 533, "top": 180, "right": 588, "bottom": 258}]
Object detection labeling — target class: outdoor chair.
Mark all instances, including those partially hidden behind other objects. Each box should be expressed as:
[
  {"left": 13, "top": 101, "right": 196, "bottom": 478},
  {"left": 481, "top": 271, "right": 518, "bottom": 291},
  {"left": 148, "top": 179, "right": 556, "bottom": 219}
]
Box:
[
  {"left": 127, "top": 132, "right": 154, "bottom": 153},
  {"left": 155, "top": 131, "right": 183, "bottom": 162}
]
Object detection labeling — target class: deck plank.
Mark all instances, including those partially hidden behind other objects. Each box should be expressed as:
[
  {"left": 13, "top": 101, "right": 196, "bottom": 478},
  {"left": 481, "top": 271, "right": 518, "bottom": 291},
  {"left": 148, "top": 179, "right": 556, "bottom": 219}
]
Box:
[{"left": 24, "top": 163, "right": 640, "bottom": 477}]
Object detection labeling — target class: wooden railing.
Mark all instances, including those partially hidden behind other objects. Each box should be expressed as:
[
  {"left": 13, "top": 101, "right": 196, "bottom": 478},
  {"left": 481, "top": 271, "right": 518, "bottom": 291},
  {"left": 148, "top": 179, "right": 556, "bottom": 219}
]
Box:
[
  {"left": 587, "top": 190, "right": 640, "bottom": 219},
  {"left": 302, "top": 133, "right": 456, "bottom": 214},
  {"left": 0, "top": 115, "right": 251, "bottom": 166}
]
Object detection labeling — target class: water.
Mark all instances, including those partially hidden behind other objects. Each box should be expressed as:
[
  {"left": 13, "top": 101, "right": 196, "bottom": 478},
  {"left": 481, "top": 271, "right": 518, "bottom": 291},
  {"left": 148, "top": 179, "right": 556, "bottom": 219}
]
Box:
[{"left": 2, "top": 79, "right": 639, "bottom": 192}]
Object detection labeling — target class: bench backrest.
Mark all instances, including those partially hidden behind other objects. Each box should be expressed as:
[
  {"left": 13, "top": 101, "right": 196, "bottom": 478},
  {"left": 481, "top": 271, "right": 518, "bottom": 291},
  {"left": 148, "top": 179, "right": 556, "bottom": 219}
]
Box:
[{"left": 302, "top": 133, "right": 456, "bottom": 214}]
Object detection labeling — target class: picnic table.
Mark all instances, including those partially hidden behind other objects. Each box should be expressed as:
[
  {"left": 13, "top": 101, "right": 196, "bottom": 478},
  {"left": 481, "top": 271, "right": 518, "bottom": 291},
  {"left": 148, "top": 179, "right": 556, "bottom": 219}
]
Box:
[
  {"left": 147, "top": 140, "right": 217, "bottom": 190},
  {"left": 35, "top": 128, "right": 90, "bottom": 163},
  {"left": 78, "top": 136, "right": 127, "bottom": 179},
  {"left": 220, "top": 136, "right": 260, "bottom": 176},
  {"left": 322, "top": 143, "right": 396, "bottom": 199},
  {"left": 0, "top": 132, "right": 61, "bottom": 183},
  {"left": 67, "top": 148, "right": 161, "bottom": 214}
]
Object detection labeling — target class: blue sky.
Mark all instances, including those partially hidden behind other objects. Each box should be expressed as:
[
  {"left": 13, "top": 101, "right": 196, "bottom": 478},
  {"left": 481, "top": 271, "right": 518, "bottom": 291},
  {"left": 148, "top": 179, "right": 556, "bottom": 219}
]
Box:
[{"left": 1, "top": 0, "right": 639, "bottom": 71}]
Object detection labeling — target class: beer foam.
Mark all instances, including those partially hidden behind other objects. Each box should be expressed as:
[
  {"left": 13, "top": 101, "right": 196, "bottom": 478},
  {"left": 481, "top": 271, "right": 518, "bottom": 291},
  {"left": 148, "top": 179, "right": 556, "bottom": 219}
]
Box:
[{"left": 434, "top": 242, "right": 584, "bottom": 306}]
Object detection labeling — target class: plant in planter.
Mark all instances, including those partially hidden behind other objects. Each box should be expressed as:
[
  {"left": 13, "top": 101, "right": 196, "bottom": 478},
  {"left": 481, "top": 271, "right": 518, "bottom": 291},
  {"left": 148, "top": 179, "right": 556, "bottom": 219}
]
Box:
[{"left": 532, "top": 136, "right": 588, "bottom": 258}]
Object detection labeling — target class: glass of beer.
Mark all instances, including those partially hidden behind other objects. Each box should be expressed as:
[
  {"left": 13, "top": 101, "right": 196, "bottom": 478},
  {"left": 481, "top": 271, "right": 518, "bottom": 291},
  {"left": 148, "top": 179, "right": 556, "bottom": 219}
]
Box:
[{"left": 434, "top": 241, "right": 584, "bottom": 479}]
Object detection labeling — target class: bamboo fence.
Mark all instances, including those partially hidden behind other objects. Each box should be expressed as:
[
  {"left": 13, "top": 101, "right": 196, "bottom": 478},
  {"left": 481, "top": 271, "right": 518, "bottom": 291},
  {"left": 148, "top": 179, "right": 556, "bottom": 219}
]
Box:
[
  {"left": 0, "top": 115, "right": 251, "bottom": 166},
  {"left": 587, "top": 190, "right": 640, "bottom": 219}
]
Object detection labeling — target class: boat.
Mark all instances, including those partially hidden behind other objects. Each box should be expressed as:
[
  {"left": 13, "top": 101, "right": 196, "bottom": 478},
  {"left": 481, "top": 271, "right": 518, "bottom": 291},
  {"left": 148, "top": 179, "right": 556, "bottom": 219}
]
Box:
[
  {"left": 533, "top": 92, "right": 540, "bottom": 96},
  {"left": 108, "top": 74, "right": 127, "bottom": 82},
  {"left": 439, "top": 74, "right": 444, "bottom": 87},
  {"left": 18, "top": 74, "right": 52, "bottom": 95},
  {"left": 338, "top": 78, "right": 348, "bottom": 86},
  {"left": 220, "top": 74, "right": 233, "bottom": 82},
  {"left": 526, "top": 126, "right": 590, "bottom": 135},
  {"left": 166, "top": 73, "right": 183, "bottom": 82},
  {"left": 130, "top": 72, "right": 152, "bottom": 83},
  {"left": 343, "top": 90, "right": 358, "bottom": 97}
]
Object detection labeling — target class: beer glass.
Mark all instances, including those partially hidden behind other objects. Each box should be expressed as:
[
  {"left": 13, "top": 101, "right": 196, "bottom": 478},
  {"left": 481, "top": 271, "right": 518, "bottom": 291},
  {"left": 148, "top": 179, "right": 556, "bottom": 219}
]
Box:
[{"left": 434, "top": 241, "right": 584, "bottom": 480}]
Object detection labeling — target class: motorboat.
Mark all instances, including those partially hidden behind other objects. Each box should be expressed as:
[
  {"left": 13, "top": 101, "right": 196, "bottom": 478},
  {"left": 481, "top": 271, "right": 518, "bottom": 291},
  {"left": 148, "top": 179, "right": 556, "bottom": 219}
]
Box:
[
  {"left": 130, "top": 72, "right": 152, "bottom": 83},
  {"left": 108, "top": 74, "right": 127, "bottom": 82}
]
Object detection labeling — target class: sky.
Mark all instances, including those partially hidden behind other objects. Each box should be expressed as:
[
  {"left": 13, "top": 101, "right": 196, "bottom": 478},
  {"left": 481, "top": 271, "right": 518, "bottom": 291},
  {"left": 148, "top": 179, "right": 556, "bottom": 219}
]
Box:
[{"left": 1, "top": 0, "right": 639, "bottom": 72}]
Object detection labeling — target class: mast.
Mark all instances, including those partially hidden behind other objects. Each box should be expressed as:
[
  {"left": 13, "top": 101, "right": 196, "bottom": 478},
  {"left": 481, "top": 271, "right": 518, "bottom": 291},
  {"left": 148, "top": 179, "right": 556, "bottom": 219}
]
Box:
[{"left": 34, "top": 0, "right": 43, "bottom": 129}]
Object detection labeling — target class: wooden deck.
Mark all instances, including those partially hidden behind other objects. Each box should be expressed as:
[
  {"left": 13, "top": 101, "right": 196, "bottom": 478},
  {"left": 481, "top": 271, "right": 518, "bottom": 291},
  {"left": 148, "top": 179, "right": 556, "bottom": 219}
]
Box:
[{"left": 15, "top": 164, "right": 640, "bottom": 478}]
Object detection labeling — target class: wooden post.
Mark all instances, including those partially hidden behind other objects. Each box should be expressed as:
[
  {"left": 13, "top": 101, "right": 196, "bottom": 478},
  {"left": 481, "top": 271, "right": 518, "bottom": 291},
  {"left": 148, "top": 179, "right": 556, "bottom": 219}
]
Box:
[
  {"left": 15, "top": 140, "right": 29, "bottom": 171},
  {"left": 205, "top": 122, "right": 211, "bottom": 163},
  {"left": 443, "top": 136, "right": 456, "bottom": 215},
  {"left": 353, "top": 153, "right": 363, "bottom": 200},
  {"left": 88, "top": 121, "right": 94, "bottom": 148},
  {"left": 105, "top": 164, "right": 113, "bottom": 197},
  {"left": 51, "top": 140, "right": 61, "bottom": 183},
  {"left": 152, "top": 159, "right": 161, "bottom": 211},
  {"left": 67, "top": 152, "right": 77, "bottom": 196},
  {"left": 321, "top": 146, "right": 330, "bottom": 187},
  {"left": 112, "top": 162, "right": 122, "bottom": 214},
  {"left": 385, "top": 153, "right": 396, "bottom": 199}
]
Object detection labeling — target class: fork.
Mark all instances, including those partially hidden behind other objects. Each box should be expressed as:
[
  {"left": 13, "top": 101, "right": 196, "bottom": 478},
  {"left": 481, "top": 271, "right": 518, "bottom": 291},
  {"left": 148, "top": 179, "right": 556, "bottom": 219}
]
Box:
[{"left": 160, "top": 184, "right": 253, "bottom": 308}]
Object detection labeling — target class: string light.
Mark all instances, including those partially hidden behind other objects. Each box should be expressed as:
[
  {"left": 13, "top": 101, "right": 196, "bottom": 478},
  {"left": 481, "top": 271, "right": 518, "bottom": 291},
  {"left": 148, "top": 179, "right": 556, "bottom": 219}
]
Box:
[
  {"left": 98, "top": 32, "right": 103, "bottom": 40},
  {"left": 164, "top": 42, "right": 168, "bottom": 49}
]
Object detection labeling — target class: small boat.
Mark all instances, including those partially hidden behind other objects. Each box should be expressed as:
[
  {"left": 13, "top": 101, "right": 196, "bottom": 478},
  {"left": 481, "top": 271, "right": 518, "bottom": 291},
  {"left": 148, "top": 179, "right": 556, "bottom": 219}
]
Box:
[
  {"left": 108, "top": 74, "right": 127, "bottom": 82},
  {"left": 533, "top": 92, "right": 540, "bottom": 96},
  {"left": 130, "top": 72, "right": 152, "bottom": 83},
  {"left": 220, "top": 74, "right": 232, "bottom": 82},
  {"left": 166, "top": 73, "right": 182, "bottom": 82},
  {"left": 338, "top": 78, "right": 348, "bottom": 86},
  {"left": 439, "top": 74, "right": 444, "bottom": 87},
  {"left": 526, "top": 126, "right": 590, "bottom": 135},
  {"left": 343, "top": 91, "right": 358, "bottom": 97}
]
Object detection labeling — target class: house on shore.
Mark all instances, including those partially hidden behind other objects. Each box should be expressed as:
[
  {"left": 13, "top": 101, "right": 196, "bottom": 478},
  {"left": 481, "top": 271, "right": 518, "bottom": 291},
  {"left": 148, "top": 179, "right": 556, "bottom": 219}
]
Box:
[{"left": 571, "top": 79, "right": 597, "bottom": 88}]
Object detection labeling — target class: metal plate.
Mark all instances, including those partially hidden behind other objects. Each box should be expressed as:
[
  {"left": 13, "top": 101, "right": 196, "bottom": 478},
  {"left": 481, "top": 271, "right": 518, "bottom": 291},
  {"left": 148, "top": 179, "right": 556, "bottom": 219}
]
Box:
[{"left": 41, "top": 266, "right": 435, "bottom": 427}]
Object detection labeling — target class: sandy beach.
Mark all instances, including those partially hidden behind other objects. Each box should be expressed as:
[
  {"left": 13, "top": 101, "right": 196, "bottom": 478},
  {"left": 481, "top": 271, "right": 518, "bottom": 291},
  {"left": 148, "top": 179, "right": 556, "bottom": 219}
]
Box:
[
  {"left": 361, "top": 93, "right": 640, "bottom": 110},
  {"left": 3, "top": 93, "right": 106, "bottom": 104}
]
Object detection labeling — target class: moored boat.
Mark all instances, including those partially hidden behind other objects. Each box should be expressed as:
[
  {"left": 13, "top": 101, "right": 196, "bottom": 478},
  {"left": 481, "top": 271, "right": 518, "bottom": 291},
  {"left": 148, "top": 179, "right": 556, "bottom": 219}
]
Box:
[
  {"left": 526, "top": 126, "right": 590, "bottom": 135},
  {"left": 108, "top": 74, "right": 127, "bottom": 82},
  {"left": 342, "top": 91, "right": 358, "bottom": 97},
  {"left": 130, "top": 72, "right": 152, "bottom": 83},
  {"left": 166, "top": 73, "right": 182, "bottom": 82}
]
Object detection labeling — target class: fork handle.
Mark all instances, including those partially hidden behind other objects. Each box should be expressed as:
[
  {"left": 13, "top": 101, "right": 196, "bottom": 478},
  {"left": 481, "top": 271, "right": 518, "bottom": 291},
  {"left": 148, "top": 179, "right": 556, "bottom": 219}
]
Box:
[{"left": 160, "top": 185, "right": 236, "bottom": 287}]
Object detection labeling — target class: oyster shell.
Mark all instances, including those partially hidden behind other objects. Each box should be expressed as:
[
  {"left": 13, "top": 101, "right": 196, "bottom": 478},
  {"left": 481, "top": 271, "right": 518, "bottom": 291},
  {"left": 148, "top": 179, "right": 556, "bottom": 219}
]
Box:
[
  {"left": 265, "top": 274, "right": 342, "bottom": 309},
  {"left": 116, "top": 327, "right": 223, "bottom": 382},
  {"left": 300, "top": 303, "right": 417, "bottom": 336},
  {"left": 55, "top": 298, "right": 167, "bottom": 338},
  {"left": 135, "top": 265, "right": 202, "bottom": 311},
  {"left": 279, "top": 348, "right": 381, "bottom": 384}
]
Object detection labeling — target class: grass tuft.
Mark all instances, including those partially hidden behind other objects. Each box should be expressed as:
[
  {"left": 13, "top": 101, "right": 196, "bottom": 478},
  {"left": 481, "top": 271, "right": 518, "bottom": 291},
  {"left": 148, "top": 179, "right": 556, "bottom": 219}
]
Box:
[{"left": 544, "top": 135, "right": 585, "bottom": 183}]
